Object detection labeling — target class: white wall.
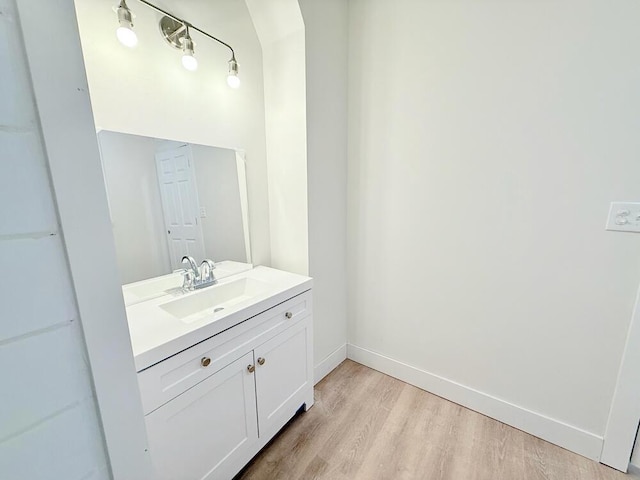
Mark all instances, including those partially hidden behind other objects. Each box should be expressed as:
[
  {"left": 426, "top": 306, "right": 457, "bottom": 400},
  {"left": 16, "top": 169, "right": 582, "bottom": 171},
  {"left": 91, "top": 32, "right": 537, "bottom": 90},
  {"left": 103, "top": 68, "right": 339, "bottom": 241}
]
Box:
[
  {"left": 298, "top": 0, "right": 349, "bottom": 375},
  {"left": 245, "top": 0, "right": 309, "bottom": 276},
  {"left": 99, "top": 131, "right": 170, "bottom": 284},
  {"left": 347, "top": 0, "right": 640, "bottom": 457},
  {"left": 74, "top": 0, "right": 271, "bottom": 267},
  {"left": 0, "top": 0, "right": 108, "bottom": 477},
  {"left": 246, "top": 0, "right": 349, "bottom": 377}
]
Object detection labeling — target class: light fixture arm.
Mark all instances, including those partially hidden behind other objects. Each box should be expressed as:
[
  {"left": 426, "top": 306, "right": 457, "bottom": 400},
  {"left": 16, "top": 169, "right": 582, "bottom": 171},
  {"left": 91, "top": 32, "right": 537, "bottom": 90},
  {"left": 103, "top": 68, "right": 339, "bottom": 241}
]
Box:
[{"left": 133, "top": 0, "right": 236, "bottom": 59}]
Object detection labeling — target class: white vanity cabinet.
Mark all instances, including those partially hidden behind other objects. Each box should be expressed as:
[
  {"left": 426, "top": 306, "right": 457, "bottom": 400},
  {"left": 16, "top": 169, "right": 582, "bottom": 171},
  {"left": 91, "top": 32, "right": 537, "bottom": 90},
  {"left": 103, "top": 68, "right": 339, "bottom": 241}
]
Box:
[{"left": 137, "top": 289, "right": 313, "bottom": 480}]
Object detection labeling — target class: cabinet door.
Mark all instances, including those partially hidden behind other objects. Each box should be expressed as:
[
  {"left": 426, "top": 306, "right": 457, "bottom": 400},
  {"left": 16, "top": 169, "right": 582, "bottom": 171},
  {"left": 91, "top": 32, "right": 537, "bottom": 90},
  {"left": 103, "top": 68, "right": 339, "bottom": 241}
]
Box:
[
  {"left": 145, "top": 352, "right": 258, "bottom": 480},
  {"left": 254, "top": 320, "right": 311, "bottom": 436}
]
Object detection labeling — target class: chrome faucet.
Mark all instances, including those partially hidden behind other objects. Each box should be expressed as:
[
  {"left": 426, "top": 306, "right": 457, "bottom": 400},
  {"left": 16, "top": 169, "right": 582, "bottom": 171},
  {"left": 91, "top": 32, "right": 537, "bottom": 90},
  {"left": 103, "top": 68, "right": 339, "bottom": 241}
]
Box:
[{"left": 180, "top": 255, "right": 217, "bottom": 291}]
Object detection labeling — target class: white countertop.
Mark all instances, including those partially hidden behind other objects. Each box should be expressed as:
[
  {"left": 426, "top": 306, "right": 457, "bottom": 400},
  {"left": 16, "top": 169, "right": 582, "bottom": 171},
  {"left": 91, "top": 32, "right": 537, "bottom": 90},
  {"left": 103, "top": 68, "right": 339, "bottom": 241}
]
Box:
[{"left": 126, "top": 266, "right": 312, "bottom": 372}]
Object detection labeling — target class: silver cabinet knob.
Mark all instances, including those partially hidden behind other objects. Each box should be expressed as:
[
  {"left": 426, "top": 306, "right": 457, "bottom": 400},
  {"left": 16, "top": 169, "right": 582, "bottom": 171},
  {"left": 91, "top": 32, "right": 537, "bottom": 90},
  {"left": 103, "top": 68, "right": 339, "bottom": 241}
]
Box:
[
  {"left": 285, "top": 311, "right": 293, "bottom": 319},
  {"left": 247, "top": 364, "right": 255, "bottom": 373},
  {"left": 257, "top": 357, "right": 265, "bottom": 366},
  {"left": 201, "top": 357, "right": 211, "bottom": 367}
]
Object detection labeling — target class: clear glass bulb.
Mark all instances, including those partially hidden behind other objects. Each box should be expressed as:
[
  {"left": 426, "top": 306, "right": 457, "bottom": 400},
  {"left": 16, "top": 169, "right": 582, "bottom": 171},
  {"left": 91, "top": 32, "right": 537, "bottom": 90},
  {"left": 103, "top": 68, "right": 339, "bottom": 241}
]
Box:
[
  {"left": 227, "top": 74, "right": 240, "bottom": 89},
  {"left": 182, "top": 54, "right": 198, "bottom": 71},
  {"left": 116, "top": 26, "right": 138, "bottom": 48}
]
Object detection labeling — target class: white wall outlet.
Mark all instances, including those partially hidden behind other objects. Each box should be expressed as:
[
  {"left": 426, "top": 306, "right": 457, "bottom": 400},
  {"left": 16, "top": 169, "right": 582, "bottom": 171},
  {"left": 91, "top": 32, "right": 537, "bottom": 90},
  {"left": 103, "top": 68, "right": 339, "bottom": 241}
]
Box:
[
  {"left": 199, "top": 206, "right": 207, "bottom": 218},
  {"left": 606, "top": 202, "right": 640, "bottom": 232}
]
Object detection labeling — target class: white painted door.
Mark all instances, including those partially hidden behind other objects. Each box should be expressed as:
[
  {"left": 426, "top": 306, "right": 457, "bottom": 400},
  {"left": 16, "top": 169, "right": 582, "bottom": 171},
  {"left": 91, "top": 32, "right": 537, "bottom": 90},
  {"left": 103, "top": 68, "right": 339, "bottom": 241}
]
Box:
[
  {"left": 155, "top": 145, "right": 205, "bottom": 270},
  {"left": 254, "top": 321, "right": 310, "bottom": 436},
  {"left": 145, "top": 352, "right": 259, "bottom": 480},
  {"left": 601, "top": 289, "right": 640, "bottom": 471}
]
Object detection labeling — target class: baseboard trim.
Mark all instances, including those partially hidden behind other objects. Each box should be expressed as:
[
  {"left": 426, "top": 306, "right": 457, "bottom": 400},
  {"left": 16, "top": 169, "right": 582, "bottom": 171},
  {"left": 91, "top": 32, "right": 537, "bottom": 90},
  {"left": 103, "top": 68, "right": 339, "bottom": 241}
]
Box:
[
  {"left": 628, "top": 463, "right": 640, "bottom": 476},
  {"left": 347, "top": 344, "right": 604, "bottom": 461},
  {"left": 314, "top": 343, "right": 347, "bottom": 385}
]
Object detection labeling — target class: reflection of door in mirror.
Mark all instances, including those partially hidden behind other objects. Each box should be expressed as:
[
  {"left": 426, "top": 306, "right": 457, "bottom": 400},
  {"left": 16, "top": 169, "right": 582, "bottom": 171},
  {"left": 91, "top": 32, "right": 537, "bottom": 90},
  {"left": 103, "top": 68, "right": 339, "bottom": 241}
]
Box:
[
  {"left": 155, "top": 145, "right": 205, "bottom": 270},
  {"left": 97, "top": 131, "right": 252, "bottom": 285}
]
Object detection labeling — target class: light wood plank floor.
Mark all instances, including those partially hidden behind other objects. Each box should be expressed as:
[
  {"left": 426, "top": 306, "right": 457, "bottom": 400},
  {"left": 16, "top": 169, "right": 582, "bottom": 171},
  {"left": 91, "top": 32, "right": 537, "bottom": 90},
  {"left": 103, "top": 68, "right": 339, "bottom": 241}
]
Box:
[{"left": 237, "top": 360, "right": 637, "bottom": 480}]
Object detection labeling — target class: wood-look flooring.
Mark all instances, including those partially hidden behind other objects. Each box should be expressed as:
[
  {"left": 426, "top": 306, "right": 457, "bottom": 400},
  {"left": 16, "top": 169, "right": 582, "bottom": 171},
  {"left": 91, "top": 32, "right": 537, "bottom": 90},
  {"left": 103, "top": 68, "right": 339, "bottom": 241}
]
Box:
[{"left": 237, "top": 360, "right": 637, "bottom": 480}]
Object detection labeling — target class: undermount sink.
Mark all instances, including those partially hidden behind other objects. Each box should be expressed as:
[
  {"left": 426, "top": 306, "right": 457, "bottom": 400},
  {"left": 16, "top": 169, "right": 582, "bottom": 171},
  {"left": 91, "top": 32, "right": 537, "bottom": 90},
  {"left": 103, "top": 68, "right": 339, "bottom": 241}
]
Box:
[{"left": 158, "top": 277, "right": 270, "bottom": 324}]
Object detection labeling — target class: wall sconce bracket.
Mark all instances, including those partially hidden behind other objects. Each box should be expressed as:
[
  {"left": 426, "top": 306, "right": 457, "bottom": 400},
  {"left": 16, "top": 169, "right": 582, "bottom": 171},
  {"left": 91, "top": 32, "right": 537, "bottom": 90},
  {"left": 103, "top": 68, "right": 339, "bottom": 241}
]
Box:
[{"left": 159, "top": 16, "right": 187, "bottom": 49}]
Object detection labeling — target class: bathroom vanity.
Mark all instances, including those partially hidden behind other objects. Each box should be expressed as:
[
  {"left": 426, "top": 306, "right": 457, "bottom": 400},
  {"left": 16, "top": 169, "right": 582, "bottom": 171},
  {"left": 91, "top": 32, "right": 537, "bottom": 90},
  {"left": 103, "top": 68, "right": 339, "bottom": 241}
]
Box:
[
  {"left": 99, "top": 131, "right": 311, "bottom": 478},
  {"left": 124, "top": 266, "right": 314, "bottom": 480}
]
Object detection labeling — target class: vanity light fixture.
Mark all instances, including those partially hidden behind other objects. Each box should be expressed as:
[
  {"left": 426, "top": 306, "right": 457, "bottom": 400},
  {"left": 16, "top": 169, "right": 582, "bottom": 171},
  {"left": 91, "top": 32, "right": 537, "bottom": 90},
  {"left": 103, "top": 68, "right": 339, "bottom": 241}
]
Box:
[{"left": 113, "top": 0, "right": 239, "bottom": 86}]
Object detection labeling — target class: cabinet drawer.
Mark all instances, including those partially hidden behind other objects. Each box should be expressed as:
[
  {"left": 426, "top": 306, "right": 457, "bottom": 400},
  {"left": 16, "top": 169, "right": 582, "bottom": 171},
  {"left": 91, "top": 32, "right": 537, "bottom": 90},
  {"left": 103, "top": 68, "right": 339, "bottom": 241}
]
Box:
[{"left": 138, "top": 291, "right": 311, "bottom": 414}]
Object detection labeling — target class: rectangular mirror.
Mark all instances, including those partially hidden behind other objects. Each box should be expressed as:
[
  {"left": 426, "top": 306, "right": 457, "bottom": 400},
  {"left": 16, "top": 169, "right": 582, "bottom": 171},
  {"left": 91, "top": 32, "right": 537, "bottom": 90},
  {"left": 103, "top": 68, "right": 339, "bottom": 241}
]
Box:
[{"left": 98, "top": 130, "right": 252, "bottom": 286}]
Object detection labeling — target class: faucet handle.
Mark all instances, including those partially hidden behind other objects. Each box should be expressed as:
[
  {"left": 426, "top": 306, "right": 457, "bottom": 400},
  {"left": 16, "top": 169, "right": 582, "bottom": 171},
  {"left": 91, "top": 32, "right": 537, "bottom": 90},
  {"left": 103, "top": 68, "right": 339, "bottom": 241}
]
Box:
[
  {"left": 181, "top": 270, "right": 195, "bottom": 291},
  {"left": 200, "top": 259, "right": 216, "bottom": 283}
]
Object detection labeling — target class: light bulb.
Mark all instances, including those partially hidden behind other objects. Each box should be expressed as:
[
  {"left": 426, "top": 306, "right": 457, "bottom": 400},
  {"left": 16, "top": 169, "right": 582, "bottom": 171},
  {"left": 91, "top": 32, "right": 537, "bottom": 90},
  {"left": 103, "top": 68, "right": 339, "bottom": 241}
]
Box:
[
  {"left": 116, "top": 25, "right": 138, "bottom": 47},
  {"left": 181, "top": 31, "right": 197, "bottom": 71},
  {"left": 227, "top": 74, "right": 240, "bottom": 89},
  {"left": 182, "top": 54, "right": 198, "bottom": 71},
  {"left": 115, "top": 1, "right": 137, "bottom": 47},
  {"left": 227, "top": 56, "right": 240, "bottom": 88}
]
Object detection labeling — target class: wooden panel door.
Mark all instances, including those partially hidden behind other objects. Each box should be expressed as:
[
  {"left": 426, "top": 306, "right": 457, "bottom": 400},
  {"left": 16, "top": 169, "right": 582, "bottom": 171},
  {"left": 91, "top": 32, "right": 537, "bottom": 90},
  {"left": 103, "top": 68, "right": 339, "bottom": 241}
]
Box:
[
  {"left": 145, "top": 352, "right": 258, "bottom": 480},
  {"left": 254, "top": 320, "right": 311, "bottom": 436},
  {"left": 155, "top": 145, "right": 205, "bottom": 269}
]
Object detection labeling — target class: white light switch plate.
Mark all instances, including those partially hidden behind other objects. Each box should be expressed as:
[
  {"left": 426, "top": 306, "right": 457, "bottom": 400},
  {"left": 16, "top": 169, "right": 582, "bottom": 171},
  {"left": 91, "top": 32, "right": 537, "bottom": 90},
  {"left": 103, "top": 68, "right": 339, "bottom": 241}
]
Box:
[{"left": 606, "top": 202, "right": 640, "bottom": 233}]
